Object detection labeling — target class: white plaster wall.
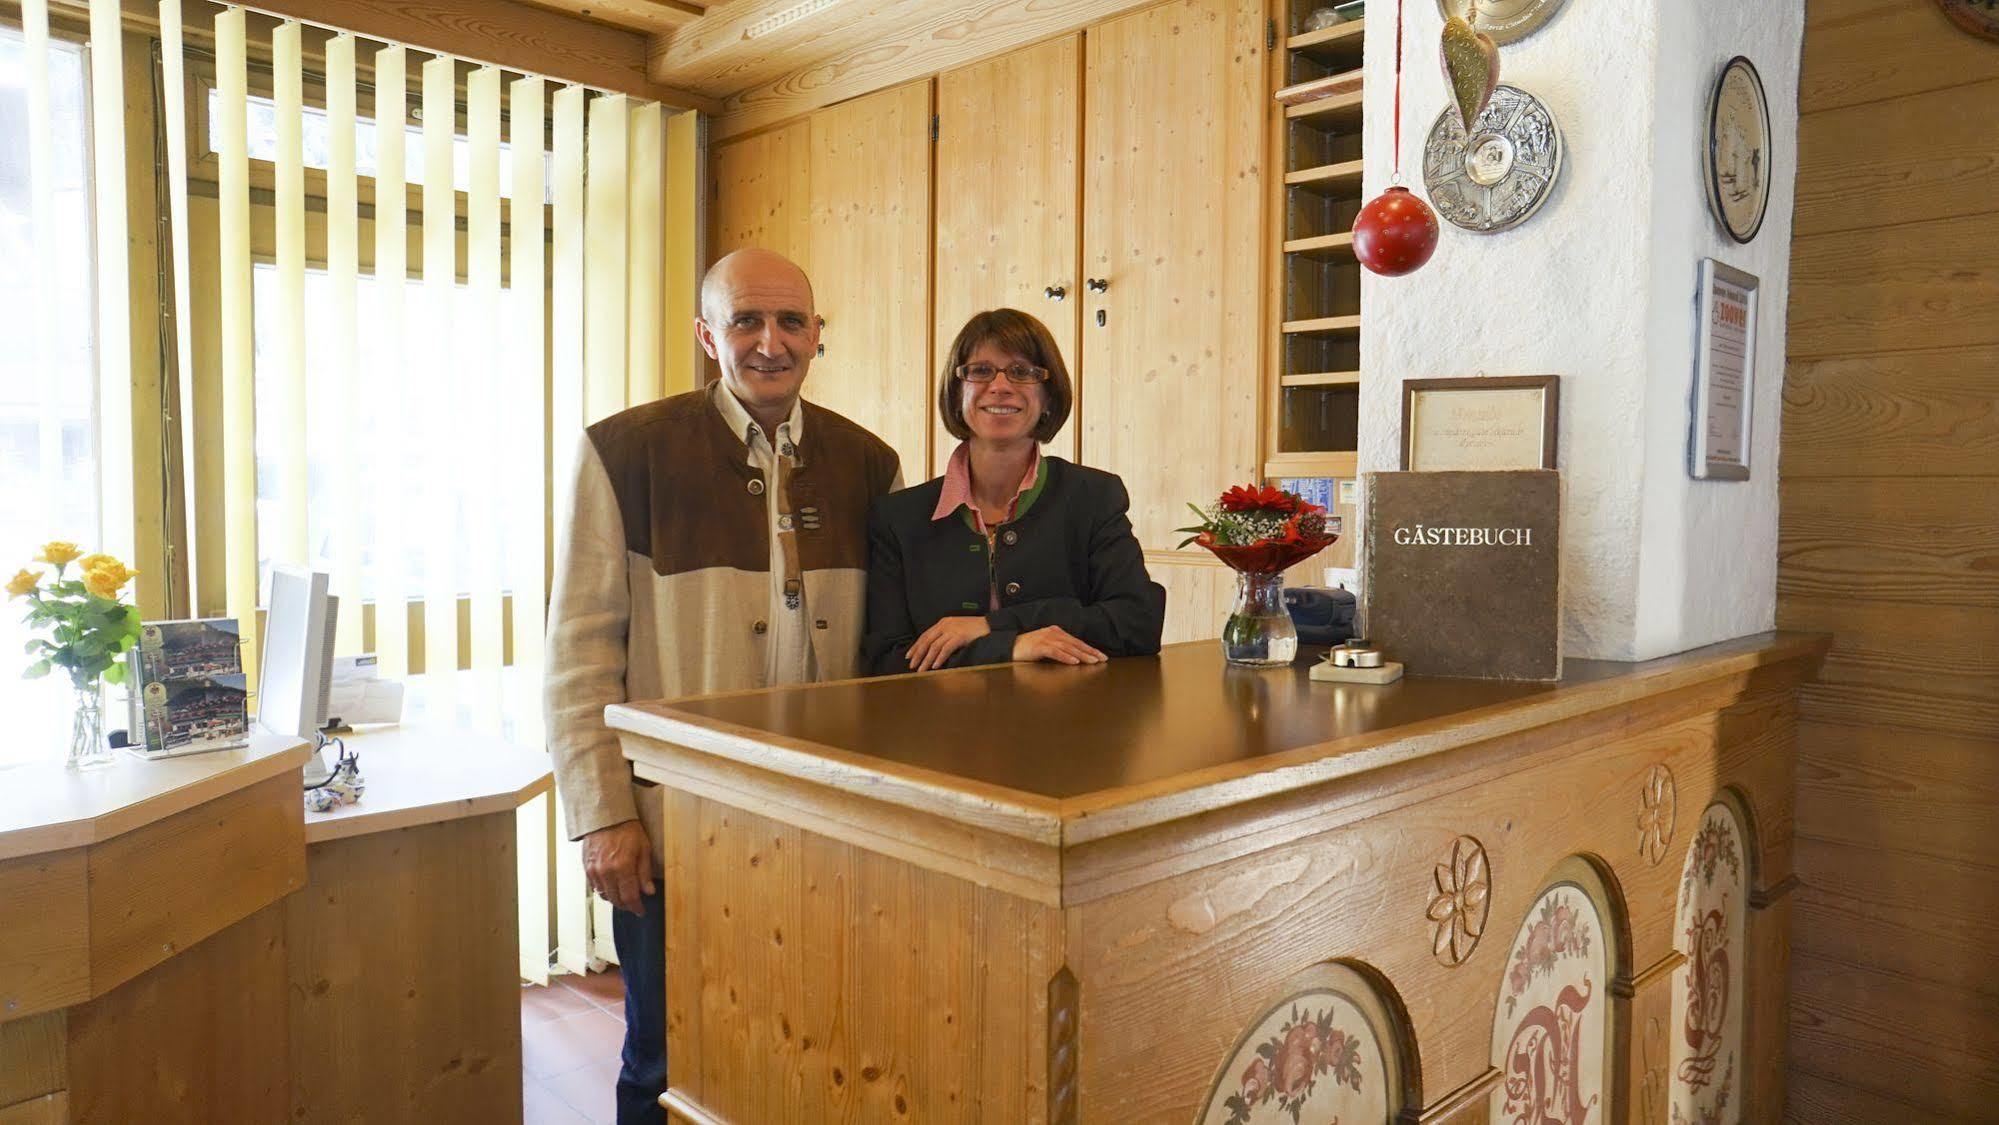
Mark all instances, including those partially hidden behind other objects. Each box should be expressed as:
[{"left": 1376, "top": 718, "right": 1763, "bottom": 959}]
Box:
[
  {"left": 1356, "top": 0, "right": 1802, "bottom": 661},
  {"left": 1633, "top": 0, "right": 1803, "bottom": 659}
]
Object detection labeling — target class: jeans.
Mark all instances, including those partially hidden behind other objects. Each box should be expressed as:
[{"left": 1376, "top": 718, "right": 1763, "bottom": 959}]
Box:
[{"left": 612, "top": 887, "right": 667, "bottom": 1125}]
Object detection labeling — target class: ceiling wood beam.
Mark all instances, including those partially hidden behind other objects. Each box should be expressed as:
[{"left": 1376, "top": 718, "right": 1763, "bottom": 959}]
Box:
[
  {"left": 236, "top": 0, "right": 720, "bottom": 111},
  {"left": 520, "top": 0, "right": 706, "bottom": 36},
  {"left": 647, "top": 0, "right": 884, "bottom": 92},
  {"left": 695, "top": 0, "right": 1163, "bottom": 140}
]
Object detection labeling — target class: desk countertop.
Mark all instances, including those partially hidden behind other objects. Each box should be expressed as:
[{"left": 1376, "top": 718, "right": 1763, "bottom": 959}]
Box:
[
  {"left": 612, "top": 632, "right": 1828, "bottom": 846},
  {"left": 303, "top": 724, "right": 553, "bottom": 844},
  {"left": 0, "top": 731, "right": 312, "bottom": 861}
]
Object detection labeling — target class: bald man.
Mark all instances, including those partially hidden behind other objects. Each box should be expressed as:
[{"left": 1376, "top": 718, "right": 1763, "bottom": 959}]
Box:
[{"left": 545, "top": 249, "right": 900, "bottom": 1122}]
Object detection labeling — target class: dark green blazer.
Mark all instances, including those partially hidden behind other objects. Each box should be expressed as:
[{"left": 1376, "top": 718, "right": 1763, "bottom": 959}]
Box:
[{"left": 862, "top": 457, "right": 1166, "bottom": 674}]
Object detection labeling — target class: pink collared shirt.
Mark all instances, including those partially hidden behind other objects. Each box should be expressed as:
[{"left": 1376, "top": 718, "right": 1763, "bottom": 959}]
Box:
[{"left": 931, "top": 441, "right": 1041, "bottom": 535}]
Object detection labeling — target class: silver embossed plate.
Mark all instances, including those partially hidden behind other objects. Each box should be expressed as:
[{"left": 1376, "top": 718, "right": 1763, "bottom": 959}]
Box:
[{"left": 1422, "top": 84, "right": 1564, "bottom": 234}]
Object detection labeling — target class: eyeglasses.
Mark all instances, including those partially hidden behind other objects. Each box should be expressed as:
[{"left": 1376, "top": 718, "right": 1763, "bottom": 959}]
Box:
[{"left": 955, "top": 362, "right": 1049, "bottom": 385}]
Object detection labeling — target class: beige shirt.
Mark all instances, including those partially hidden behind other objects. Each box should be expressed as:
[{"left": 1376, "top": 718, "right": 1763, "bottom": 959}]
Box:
[{"left": 712, "top": 385, "right": 818, "bottom": 688}]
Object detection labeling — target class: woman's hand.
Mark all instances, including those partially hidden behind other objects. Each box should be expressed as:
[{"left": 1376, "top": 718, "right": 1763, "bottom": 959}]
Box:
[
  {"left": 907, "top": 615, "right": 993, "bottom": 671},
  {"left": 1013, "top": 626, "right": 1107, "bottom": 665}
]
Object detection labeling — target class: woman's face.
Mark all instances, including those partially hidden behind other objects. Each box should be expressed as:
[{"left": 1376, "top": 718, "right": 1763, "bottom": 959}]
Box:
[{"left": 958, "top": 339, "right": 1048, "bottom": 446}]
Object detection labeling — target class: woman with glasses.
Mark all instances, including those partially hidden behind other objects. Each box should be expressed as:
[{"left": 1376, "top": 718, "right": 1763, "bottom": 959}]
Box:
[{"left": 863, "top": 308, "right": 1165, "bottom": 673}]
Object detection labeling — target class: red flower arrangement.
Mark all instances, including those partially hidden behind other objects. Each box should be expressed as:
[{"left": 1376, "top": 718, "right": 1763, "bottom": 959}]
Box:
[{"left": 1179, "top": 482, "right": 1341, "bottom": 575}]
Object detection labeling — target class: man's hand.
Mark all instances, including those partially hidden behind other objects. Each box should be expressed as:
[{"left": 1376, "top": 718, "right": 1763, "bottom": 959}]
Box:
[
  {"left": 582, "top": 819, "right": 656, "bottom": 915},
  {"left": 906, "top": 615, "right": 992, "bottom": 672},
  {"left": 1012, "top": 626, "right": 1106, "bottom": 666}
]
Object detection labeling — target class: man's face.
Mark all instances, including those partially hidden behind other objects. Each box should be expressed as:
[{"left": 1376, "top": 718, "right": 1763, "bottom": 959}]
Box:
[{"left": 696, "top": 260, "right": 819, "bottom": 416}]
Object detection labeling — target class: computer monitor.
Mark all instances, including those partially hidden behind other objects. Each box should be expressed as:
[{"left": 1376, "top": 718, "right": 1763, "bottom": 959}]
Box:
[{"left": 258, "top": 566, "right": 339, "bottom": 784}]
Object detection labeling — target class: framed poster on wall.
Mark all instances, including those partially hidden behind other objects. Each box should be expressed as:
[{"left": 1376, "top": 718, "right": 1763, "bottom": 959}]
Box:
[
  {"left": 1690, "top": 258, "right": 1758, "bottom": 481},
  {"left": 1400, "top": 375, "right": 1559, "bottom": 471}
]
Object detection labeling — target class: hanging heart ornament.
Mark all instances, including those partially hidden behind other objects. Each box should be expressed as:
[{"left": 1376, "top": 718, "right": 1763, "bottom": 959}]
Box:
[{"left": 1440, "top": 13, "right": 1500, "bottom": 132}]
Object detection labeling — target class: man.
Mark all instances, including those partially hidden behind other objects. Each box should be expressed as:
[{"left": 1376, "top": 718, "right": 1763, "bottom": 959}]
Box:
[{"left": 544, "top": 248, "right": 900, "bottom": 1123}]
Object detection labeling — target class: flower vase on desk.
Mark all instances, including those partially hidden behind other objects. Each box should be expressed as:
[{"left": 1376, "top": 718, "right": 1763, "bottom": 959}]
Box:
[
  {"left": 1223, "top": 571, "right": 1298, "bottom": 667},
  {"left": 7, "top": 540, "right": 141, "bottom": 769},
  {"left": 67, "top": 682, "right": 114, "bottom": 769},
  {"left": 1178, "top": 485, "right": 1340, "bottom": 669}
]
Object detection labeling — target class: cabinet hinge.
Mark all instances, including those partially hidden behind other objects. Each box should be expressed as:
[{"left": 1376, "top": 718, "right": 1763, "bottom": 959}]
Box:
[
  {"left": 931, "top": 114, "right": 939, "bottom": 142},
  {"left": 1267, "top": 19, "right": 1276, "bottom": 50}
]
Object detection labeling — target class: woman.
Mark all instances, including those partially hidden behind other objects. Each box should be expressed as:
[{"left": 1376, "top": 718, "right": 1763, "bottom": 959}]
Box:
[{"left": 864, "top": 308, "right": 1165, "bottom": 673}]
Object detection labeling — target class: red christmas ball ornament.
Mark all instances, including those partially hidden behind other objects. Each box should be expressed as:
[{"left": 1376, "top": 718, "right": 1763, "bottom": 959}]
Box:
[{"left": 1352, "top": 186, "right": 1440, "bottom": 277}]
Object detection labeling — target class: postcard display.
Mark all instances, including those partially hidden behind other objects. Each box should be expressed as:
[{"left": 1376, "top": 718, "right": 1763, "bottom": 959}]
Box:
[
  {"left": 1363, "top": 470, "right": 1562, "bottom": 681},
  {"left": 126, "top": 618, "right": 250, "bottom": 756}
]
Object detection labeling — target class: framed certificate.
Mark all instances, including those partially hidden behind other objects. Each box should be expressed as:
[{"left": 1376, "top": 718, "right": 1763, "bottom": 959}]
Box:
[
  {"left": 1690, "top": 259, "right": 1758, "bottom": 481},
  {"left": 1400, "top": 375, "right": 1559, "bottom": 471}
]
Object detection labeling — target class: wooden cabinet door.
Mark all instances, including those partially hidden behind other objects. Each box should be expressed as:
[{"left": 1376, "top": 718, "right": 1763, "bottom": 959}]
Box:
[
  {"left": 709, "top": 120, "right": 812, "bottom": 264},
  {"left": 932, "top": 35, "right": 1082, "bottom": 474},
  {"left": 806, "top": 80, "right": 935, "bottom": 479},
  {"left": 1081, "top": 0, "right": 1263, "bottom": 555}
]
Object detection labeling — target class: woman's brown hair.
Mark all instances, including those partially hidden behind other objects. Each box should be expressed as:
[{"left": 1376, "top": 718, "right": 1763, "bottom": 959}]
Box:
[{"left": 936, "top": 308, "right": 1073, "bottom": 444}]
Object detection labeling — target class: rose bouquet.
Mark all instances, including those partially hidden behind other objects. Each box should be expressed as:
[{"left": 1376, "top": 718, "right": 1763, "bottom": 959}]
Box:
[
  {"left": 8, "top": 541, "right": 141, "bottom": 767},
  {"left": 1178, "top": 485, "right": 1341, "bottom": 668},
  {"left": 1177, "top": 484, "right": 1341, "bottom": 573}
]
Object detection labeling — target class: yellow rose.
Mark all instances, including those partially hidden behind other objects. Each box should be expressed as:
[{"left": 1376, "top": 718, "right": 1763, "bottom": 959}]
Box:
[
  {"left": 76, "top": 553, "right": 117, "bottom": 573},
  {"left": 37, "top": 541, "right": 83, "bottom": 566},
  {"left": 81, "top": 560, "right": 137, "bottom": 599},
  {"left": 5, "top": 569, "right": 38, "bottom": 599}
]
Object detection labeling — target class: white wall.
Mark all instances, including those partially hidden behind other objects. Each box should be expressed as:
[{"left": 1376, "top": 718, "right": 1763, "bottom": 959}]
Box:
[{"left": 1357, "top": 0, "right": 1803, "bottom": 661}]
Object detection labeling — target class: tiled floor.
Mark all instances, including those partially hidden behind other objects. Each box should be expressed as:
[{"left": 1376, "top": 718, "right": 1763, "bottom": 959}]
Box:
[{"left": 523, "top": 968, "right": 627, "bottom": 1125}]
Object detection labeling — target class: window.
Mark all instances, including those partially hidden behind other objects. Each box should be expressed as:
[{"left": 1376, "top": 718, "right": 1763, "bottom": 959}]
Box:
[{"left": 0, "top": 27, "right": 98, "bottom": 766}]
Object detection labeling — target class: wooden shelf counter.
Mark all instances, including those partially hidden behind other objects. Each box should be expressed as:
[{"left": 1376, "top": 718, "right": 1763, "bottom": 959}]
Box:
[
  {"left": 0, "top": 732, "right": 312, "bottom": 1123},
  {"left": 614, "top": 632, "right": 1827, "bottom": 1124}
]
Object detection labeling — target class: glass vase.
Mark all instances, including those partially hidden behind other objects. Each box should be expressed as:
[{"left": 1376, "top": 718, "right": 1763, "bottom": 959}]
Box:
[
  {"left": 1221, "top": 571, "right": 1298, "bottom": 668},
  {"left": 67, "top": 682, "right": 116, "bottom": 770}
]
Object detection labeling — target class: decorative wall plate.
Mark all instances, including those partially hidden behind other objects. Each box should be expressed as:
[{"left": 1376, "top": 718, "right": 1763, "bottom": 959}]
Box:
[
  {"left": 1422, "top": 84, "right": 1563, "bottom": 234},
  {"left": 1197, "top": 962, "right": 1402, "bottom": 1125},
  {"left": 1704, "top": 56, "right": 1772, "bottom": 243},
  {"left": 1671, "top": 803, "right": 1749, "bottom": 1125},
  {"left": 1434, "top": 0, "right": 1567, "bottom": 44},
  {"left": 1935, "top": 0, "right": 1999, "bottom": 43}
]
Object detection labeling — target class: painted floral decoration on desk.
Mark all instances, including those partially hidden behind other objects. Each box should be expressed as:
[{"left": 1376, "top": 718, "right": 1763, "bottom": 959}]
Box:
[
  {"left": 9, "top": 541, "right": 141, "bottom": 768},
  {"left": 1502, "top": 890, "right": 1595, "bottom": 1018},
  {"left": 1178, "top": 484, "right": 1340, "bottom": 667},
  {"left": 1220, "top": 1003, "right": 1365, "bottom": 1125}
]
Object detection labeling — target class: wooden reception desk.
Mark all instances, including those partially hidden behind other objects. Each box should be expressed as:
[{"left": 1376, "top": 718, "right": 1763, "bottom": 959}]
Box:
[
  {"left": 613, "top": 632, "right": 1826, "bottom": 1124},
  {"left": 0, "top": 725, "right": 549, "bottom": 1125}
]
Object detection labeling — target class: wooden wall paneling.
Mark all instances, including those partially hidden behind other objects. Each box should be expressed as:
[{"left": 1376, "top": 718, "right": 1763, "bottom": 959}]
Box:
[
  {"left": 1776, "top": 598, "right": 1999, "bottom": 738},
  {"left": 1793, "top": 78, "right": 1999, "bottom": 237},
  {"left": 932, "top": 35, "right": 1083, "bottom": 473},
  {"left": 707, "top": 120, "right": 811, "bottom": 264},
  {"left": 806, "top": 80, "right": 935, "bottom": 477},
  {"left": 1794, "top": 720, "right": 1997, "bottom": 868},
  {"left": 0, "top": 1013, "right": 65, "bottom": 1109},
  {"left": 285, "top": 815, "right": 523, "bottom": 1124},
  {"left": 65, "top": 901, "right": 291, "bottom": 1125},
  {"left": 1786, "top": 212, "right": 1999, "bottom": 360},
  {"left": 1783, "top": 9, "right": 1999, "bottom": 1106},
  {"left": 1080, "top": 0, "right": 1263, "bottom": 553},
  {"left": 1798, "top": 0, "right": 1999, "bottom": 113},
  {"left": 1781, "top": 346, "right": 1999, "bottom": 477},
  {"left": 1788, "top": 948, "right": 1999, "bottom": 1118},
  {"left": 1145, "top": 553, "right": 1239, "bottom": 644},
  {"left": 1779, "top": 477, "right": 1999, "bottom": 606}
]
